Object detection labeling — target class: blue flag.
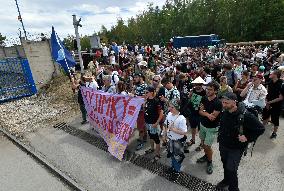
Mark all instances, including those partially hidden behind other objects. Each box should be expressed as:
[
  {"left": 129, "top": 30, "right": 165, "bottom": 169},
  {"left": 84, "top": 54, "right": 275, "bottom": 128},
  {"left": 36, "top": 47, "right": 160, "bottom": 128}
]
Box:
[{"left": 51, "top": 26, "right": 76, "bottom": 74}]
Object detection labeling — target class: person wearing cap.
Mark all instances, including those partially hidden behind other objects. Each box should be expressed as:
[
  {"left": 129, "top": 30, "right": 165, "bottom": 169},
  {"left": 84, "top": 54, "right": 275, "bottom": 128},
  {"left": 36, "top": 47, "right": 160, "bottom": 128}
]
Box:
[
  {"left": 197, "top": 81, "right": 222, "bottom": 175},
  {"left": 184, "top": 76, "right": 206, "bottom": 149},
  {"left": 144, "top": 86, "right": 164, "bottom": 161},
  {"left": 217, "top": 92, "right": 265, "bottom": 191},
  {"left": 163, "top": 99, "right": 188, "bottom": 181},
  {"left": 240, "top": 73, "right": 267, "bottom": 114},
  {"left": 133, "top": 73, "right": 148, "bottom": 150},
  {"left": 262, "top": 70, "right": 284, "bottom": 139}
]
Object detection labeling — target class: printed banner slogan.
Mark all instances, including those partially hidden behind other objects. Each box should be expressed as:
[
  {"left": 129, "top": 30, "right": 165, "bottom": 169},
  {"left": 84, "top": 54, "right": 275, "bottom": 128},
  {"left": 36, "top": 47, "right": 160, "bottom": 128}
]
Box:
[{"left": 81, "top": 87, "right": 144, "bottom": 160}]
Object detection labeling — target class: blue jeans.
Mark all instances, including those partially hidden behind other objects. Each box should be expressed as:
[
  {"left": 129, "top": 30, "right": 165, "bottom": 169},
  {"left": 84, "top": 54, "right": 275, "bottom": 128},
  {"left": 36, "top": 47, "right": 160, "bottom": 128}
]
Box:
[{"left": 171, "top": 157, "right": 181, "bottom": 172}]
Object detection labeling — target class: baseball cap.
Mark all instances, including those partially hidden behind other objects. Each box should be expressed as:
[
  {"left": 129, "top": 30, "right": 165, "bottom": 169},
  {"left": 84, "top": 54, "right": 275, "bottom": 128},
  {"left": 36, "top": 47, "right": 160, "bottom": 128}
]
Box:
[{"left": 221, "top": 92, "right": 238, "bottom": 101}]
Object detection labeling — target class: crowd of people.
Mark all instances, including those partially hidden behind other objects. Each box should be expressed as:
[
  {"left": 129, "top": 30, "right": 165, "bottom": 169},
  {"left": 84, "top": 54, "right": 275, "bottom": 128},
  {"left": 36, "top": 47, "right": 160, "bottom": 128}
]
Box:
[{"left": 72, "top": 42, "right": 284, "bottom": 191}]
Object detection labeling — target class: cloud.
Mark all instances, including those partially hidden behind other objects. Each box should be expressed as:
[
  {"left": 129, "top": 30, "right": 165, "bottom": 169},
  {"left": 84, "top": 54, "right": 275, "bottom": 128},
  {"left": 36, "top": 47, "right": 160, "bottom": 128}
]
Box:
[{"left": 0, "top": 0, "right": 167, "bottom": 43}]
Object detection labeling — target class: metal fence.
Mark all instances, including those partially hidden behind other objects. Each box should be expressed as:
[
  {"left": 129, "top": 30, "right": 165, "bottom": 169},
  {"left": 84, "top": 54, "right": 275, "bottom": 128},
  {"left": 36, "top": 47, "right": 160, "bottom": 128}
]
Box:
[{"left": 0, "top": 58, "right": 37, "bottom": 103}]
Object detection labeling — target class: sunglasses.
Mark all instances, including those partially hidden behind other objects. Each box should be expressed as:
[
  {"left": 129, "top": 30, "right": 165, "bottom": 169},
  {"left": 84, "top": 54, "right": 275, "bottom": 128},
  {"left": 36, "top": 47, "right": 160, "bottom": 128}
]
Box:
[{"left": 153, "top": 79, "right": 159, "bottom": 82}]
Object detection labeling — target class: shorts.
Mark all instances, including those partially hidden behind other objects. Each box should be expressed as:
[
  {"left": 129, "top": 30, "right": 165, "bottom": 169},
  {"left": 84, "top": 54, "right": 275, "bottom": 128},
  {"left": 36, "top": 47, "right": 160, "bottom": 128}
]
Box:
[
  {"left": 189, "top": 112, "right": 200, "bottom": 129},
  {"left": 262, "top": 106, "right": 281, "bottom": 127},
  {"left": 199, "top": 123, "right": 218, "bottom": 146},
  {"left": 148, "top": 131, "right": 160, "bottom": 144},
  {"left": 137, "top": 111, "right": 146, "bottom": 131}
]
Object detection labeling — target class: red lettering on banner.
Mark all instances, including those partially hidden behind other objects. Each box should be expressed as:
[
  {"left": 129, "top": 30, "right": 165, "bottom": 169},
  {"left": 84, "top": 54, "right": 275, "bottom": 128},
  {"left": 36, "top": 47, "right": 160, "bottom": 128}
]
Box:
[
  {"left": 101, "top": 95, "right": 112, "bottom": 115},
  {"left": 106, "top": 97, "right": 121, "bottom": 119},
  {"left": 128, "top": 105, "right": 136, "bottom": 116},
  {"left": 115, "top": 121, "right": 121, "bottom": 135},
  {"left": 83, "top": 89, "right": 95, "bottom": 105},
  {"left": 122, "top": 97, "right": 132, "bottom": 119},
  {"left": 106, "top": 118, "right": 114, "bottom": 133}
]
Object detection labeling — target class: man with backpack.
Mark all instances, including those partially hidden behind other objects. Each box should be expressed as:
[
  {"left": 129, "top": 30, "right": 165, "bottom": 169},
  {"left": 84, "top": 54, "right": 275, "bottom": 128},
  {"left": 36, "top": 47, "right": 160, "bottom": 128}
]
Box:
[{"left": 217, "top": 92, "right": 265, "bottom": 191}]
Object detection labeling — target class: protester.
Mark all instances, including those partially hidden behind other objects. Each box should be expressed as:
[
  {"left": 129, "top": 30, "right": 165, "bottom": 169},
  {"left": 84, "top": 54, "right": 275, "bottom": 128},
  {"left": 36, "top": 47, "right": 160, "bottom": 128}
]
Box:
[
  {"left": 133, "top": 73, "right": 148, "bottom": 150},
  {"left": 76, "top": 74, "right": 88, "bottom": 124},
  {"left": 218, "top": 92, "right": 265, "bottom": 191},
  {"left": 102, "top": 75, "right": 117, "bottom": 94},
  {"left": 262, "top": 70, "right": 284, "bottom": 139},
  {"left": 197, "top": 81, "right": 222, "bottom": 174},
  {"left": 163, "top": 99, "right": 188, "bottom": 180},
  {"left": 233, "top": 70, "right": 250, "bottom": 101},
  {"left": 144, "top": 86, "right": 164, "bottom": 161},
  {"left": 184, "top": 77, "right": 206, "bottom": 149},
  {"left": 218, "top": 76, "right": 233, "bottom": 98},
  {"left": 240, "top": 73, "right": 267, "bottom": 116}
]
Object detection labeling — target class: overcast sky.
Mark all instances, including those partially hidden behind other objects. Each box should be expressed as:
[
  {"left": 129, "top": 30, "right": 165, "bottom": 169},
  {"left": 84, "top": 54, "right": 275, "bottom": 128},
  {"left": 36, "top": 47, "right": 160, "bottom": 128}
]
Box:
[{"left": 1, "top": 0, "right": 166, "bottom": 43}]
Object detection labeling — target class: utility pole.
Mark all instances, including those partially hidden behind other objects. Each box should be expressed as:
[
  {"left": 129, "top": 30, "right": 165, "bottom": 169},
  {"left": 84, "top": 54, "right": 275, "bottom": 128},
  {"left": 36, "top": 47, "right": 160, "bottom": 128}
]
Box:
[
  {"left": 15, "top": 0, "right": 27, "bottom": 40},
  {"left": 72, "top": 14, "right": 84, "bottom": 74}
]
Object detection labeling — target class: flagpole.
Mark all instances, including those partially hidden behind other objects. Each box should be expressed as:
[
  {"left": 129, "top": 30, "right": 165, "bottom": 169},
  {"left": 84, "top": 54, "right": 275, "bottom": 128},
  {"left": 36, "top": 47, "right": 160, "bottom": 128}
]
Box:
[
  {"left": 72, "top": 14, "right": 84, "bottom": 74},
  {"left": 15, "top": 0, "right": 27, "bottom": 40}
]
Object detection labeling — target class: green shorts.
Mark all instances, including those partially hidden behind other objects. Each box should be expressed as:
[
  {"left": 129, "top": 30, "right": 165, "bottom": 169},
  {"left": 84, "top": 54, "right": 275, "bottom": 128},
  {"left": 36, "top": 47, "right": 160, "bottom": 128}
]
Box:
[{"left": 199, "top": 123, "right": 218, "bottom": 146}]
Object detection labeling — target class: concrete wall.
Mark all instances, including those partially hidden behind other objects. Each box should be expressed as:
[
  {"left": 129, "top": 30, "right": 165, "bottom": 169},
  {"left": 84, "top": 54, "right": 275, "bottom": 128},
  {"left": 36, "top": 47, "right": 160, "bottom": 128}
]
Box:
[
  {"left": 22, "top": 39, "right": 61, "bottom": 90},
  {"left": 0, "top": 45, "right": 26, "bottom": 58}
]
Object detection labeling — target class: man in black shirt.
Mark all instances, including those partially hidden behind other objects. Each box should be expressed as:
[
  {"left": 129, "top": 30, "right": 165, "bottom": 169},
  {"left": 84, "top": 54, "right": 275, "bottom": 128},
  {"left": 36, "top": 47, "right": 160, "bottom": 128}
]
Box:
[
  {"left": 217, "top": 92, "right": 265, "bottom": 191},
  {"left": 197, "top": 81, "right": 222, "bottom": 174},
  {"left": 262, "top": 70, "right": 284, "bottom": 139}
]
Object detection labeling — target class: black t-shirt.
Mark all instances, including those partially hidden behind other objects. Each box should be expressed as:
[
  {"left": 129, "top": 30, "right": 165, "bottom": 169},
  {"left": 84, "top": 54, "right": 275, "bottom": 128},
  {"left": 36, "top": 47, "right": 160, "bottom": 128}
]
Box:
[
  {"left": 267, "top": 79, "right": 283, "bottom": 108},
  {"left": 200, "top": 96, "right": 222, "bottom": 128},
  {"left": 144, "top": 98, "right": 161, "bottom": 124}
]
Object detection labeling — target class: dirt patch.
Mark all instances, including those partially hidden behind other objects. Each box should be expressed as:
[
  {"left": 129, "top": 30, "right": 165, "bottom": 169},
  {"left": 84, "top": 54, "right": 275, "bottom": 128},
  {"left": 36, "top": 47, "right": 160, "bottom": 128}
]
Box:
[{"left": 0, "top": 74, "right": 80, "bottom": 137}]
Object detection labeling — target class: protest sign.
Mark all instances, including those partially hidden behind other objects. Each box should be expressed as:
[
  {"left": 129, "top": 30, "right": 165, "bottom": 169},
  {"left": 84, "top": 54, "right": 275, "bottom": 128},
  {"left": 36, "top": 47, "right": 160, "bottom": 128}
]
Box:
[{"left": 81, "top": 87, "right": 144, "bottom": 160}]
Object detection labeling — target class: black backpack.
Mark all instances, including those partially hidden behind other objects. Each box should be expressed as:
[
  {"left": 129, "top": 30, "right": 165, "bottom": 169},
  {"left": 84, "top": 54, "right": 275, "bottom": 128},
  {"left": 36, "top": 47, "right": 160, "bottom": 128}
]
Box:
[{"left": 237, "top": 108, "right": 264, "bottom": 156}]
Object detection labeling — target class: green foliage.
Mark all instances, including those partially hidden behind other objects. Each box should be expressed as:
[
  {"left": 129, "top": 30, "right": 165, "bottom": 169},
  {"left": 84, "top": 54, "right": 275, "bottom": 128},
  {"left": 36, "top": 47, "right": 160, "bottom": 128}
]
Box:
[
  {"left": 0, "top": 33, "right": 6, "bottom": 46},
  {"left": 63, "top": 34, "right": 91, "bottom": 51},
  {"left": 100, "top": 0, "right": 284, "bottom": 44}
]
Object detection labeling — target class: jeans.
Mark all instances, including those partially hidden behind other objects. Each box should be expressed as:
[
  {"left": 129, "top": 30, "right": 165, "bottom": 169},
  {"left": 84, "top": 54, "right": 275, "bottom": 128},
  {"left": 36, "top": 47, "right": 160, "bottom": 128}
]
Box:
[
  {"left": 219, "top": 144, "right": 243, "bottom": 191},
  {"left": 171, "top": 157, "right": 181, "bottom": 172},
  {"left": 79, "top": 103, "right": 87, "bottom": 121}
]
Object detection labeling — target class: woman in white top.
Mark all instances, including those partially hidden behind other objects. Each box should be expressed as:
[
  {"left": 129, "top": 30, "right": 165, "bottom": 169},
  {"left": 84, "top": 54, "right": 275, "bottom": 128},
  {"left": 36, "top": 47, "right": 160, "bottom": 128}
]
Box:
[{"left": 163, "top": 99, "right": 187, "bottom": 178}]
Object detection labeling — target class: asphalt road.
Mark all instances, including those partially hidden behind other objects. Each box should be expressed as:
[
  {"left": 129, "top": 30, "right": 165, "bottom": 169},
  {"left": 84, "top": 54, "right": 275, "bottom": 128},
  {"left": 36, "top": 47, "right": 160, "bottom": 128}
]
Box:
[
  {"left": 0, "top": 133, "right": 71, "bottom": 191},
  {"left": 19, "top": 116, "right": 284, "bottom": 191}
]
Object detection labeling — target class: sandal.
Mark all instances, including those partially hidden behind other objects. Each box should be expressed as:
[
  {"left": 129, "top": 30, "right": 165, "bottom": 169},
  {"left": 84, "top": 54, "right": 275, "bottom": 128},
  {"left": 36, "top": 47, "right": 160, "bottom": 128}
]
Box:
[
  {"left": 186, "top": 139, "right": 195, "bottom": 147},
  {"left": 145, "top": 148, "right": 154, "bottom": 154}
]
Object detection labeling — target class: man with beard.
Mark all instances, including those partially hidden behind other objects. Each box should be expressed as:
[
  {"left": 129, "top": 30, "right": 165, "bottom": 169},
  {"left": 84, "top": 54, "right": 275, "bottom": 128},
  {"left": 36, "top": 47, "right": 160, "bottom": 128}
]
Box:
[
  {"left": 217, "top": 92, "right": 265, "bottom": 191},
  {"left": 184, "top": 77, "right": 206, "bottom": 150},
  {"left": 197, "top": 81, "right": 222, "bottom": 174}
]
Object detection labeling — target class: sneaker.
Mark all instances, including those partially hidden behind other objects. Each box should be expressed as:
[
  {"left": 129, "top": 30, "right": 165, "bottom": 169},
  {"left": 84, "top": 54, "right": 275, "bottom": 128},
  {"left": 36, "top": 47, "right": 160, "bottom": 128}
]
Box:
[
  {"left": 270, "top": 132, "right": 277, "bottom": 139},
  {"left": 165, "top": 167, "right": 175, "bottom": 174},
  {"left": 197, "top": 155, "right": 208, "bottom": 163},
  {"left": 207, "top": 162, "right": 213, "bottom": 174},
  {"left": 136, "top": 143, "right": 144, "bottom": 151},
  {"left": 169, "top": 171, "right": 180, "bottom": 182},
  {"left": 216, "top": 179, "right": 229, "bottom": 189}
]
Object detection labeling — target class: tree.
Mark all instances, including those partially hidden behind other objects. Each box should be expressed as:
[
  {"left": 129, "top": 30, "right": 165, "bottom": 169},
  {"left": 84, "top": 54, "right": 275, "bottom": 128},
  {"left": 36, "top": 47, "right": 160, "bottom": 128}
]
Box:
[{"left": 0, "top": 33, "right": 6, "bottom": 46}]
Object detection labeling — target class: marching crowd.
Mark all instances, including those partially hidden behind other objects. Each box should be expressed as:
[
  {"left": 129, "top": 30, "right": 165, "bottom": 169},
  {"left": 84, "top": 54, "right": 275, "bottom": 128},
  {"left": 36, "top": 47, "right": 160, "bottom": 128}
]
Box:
[{"left": 73, "top": 43, "right": 284, "bottom": 191}]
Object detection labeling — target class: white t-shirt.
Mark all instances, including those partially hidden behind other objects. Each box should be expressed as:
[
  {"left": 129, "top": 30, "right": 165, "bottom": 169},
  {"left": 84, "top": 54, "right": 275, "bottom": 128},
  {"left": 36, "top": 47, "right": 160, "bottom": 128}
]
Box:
[
  {"left": 111, "top": 71, "right": 120, "bottom": 86},
  {"left": 86, "top": 80, "right": 98, "bottom": 90},
  {"left": 102, "top": 46, "right": 108, "bottom": 57},
  {"left": 164, "top": 112, "right": 187, "bottom": 140}
]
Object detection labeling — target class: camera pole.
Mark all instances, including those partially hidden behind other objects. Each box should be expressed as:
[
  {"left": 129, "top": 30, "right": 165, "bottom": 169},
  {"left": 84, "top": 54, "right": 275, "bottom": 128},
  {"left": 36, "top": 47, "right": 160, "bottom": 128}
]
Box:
[{"left": 72, "top": 14, "right": 84, "bottom": 74}]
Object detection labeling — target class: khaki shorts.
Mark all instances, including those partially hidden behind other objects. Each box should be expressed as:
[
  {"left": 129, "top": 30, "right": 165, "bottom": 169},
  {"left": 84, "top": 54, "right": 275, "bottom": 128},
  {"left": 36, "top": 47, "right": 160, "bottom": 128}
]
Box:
[{"left": 199, "top": 123, "right": 218, "bottom": 146}]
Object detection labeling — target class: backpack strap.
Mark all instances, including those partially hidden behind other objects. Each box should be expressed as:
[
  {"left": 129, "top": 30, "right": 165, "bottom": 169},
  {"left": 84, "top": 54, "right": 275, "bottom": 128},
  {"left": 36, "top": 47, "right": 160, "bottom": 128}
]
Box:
[{"left": 238, "top": 108, "right": 247, "bottom": 135}]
